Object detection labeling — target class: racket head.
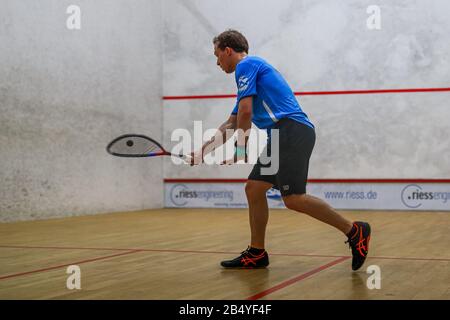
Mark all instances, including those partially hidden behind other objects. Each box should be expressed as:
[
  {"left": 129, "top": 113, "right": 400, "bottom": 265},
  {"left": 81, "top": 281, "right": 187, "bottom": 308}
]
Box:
[{"left": 106, "top": 134, "right": 169, "bottom": 158}]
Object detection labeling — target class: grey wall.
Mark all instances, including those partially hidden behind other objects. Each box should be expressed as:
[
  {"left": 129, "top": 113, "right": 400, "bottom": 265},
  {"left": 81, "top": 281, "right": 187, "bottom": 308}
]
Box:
[
  {"left": 163, "top": 0, "right": 450, "bottom": 180},
  {"left": 0, "top": 0, "right": 163, "bottom": 221}
]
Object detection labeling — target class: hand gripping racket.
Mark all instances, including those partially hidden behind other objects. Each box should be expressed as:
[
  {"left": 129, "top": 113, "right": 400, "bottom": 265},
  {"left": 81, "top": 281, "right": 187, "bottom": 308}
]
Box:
[{"left": 106, "top": 134, "right": 191, "bottom": 163}]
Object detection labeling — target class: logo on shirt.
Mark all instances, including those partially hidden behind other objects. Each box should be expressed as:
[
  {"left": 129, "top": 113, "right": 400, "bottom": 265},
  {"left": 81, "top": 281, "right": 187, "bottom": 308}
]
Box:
[{"left": 238, "top": 76, "right": 249, "bottom": 92}]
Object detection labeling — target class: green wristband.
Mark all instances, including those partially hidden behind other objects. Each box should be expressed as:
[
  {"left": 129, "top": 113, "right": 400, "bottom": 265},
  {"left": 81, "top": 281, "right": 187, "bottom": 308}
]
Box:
[{"left": 235, "top": 145, "right": 246, "bottom": 158}]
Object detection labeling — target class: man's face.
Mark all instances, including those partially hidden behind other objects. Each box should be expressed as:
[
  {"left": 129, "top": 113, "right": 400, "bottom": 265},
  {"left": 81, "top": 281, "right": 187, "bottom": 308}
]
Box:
[{"left": 214, "top": 44, "right": 234, "bottom": 74}]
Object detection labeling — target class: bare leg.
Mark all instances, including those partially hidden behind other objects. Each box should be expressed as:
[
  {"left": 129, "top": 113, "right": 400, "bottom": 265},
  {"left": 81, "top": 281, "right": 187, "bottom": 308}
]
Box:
[
  {"left": 283, "top": 193, "right": 353, "bottom": 235},
  {"left": 245, "top": 180, "right": 273, "bottom": 249}
]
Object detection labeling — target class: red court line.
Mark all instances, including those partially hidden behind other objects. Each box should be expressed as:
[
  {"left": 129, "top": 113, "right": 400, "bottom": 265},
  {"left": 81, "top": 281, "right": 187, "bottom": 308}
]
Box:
[
  {"left": 295, "top": 87, "right": 450, "bottom": 96},
  {"left": 164, "top": 94, "right": 236, "bottom": 100},
  {"left": 246, "top": 256, "right": 350, "bottom": 300},
  {"left": 0, "top": 245, "right": 231, "bottom": 255},
  {"left": 164, "top": 178, "right": 450, "bottom": 183},
  {"left": 0, "top": 245, "right": 130, "bottom": 251},
  {"left": 2, "top": 245, "right": 449, "bottom": 262},
  {"left": 270, "top": 253, "right": 450, "bottom": 262},
  {"left": 0, "top": 245, "right": 346, "bottom": 259},
  {"left": 364, "top": 255, "right": 450, "bottom": 262},
  {"left": 0, "top": 250, "right": 141, "bottom": 281},
  {"left": 163, "top": 87, "right": 450, "bottom": 100}
]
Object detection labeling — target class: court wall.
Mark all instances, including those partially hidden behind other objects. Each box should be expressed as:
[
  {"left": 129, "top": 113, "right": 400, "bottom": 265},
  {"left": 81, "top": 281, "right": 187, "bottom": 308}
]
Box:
[
  {"left": 162, "top": 0, "right": 450, "bottom": 210},
  {"left": 0, "top": 0, "right": 163, "bottom": 221}
]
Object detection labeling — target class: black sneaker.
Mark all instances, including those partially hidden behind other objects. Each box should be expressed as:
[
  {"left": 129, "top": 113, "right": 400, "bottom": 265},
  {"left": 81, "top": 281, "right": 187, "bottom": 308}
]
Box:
[
  {"left": 346, "top": 221, "right": 371, "bottom": 271},
  {"left": 221, "top": 247, "right": 269, "bottom": 268}
]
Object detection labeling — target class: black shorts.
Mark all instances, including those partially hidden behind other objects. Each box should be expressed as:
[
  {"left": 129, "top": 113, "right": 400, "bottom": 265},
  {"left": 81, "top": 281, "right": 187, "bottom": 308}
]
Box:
[{"left": 248, "top": 118, "right": 316, "bottom": 196}]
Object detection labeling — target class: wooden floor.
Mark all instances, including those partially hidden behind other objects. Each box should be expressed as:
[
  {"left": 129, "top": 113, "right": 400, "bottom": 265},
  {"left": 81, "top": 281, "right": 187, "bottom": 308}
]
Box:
[{"left": 1, "top": 208, "right": 449, "bottom": 300}]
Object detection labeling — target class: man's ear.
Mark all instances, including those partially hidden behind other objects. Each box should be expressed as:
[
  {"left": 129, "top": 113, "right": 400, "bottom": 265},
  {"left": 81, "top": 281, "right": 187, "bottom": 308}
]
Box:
[{"left": 225, "top": 47, "right": 232, "bottom": 56}]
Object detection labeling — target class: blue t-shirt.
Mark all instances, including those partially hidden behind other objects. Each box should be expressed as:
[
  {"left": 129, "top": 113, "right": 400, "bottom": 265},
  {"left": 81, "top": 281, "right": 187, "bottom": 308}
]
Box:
[{"left": 231, "top": 56, "right": 314, "bottom": 130}]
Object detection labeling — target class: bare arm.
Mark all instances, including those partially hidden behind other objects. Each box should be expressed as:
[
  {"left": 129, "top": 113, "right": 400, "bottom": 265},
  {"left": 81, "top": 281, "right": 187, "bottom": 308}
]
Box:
[
  {"left": 202, "top": 114, "right": 237, "bottom": 155},
  {"left": 209, "top": 95, "right": 252, "bottom": 154},
  {"left": 221, "top": 96, "right": 253, "bottom": 164},
  {"left": 235, "top": 96, "right": 252, "bottom": 147},
  {"left": 190, "top": 114, "right": 237, "bottom": 164}
]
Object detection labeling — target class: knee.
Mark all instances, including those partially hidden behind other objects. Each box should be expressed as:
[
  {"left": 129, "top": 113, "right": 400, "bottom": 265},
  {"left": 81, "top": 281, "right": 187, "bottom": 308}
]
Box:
[
  {"left": 283, "top": 194, "right": 307, "bottom": 211},
  {"left": 245, "top": 180, "right": 270, "bottom": 199}
]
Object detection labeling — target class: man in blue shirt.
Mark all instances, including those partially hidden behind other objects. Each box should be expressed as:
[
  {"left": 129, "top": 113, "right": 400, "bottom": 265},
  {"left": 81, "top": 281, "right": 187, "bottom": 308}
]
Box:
[
  {"left": 192, "top": 30, "right": 371, "bottom": 271},
  {"left": 231, "top": 56, "right": 314, "bottom": 131}
]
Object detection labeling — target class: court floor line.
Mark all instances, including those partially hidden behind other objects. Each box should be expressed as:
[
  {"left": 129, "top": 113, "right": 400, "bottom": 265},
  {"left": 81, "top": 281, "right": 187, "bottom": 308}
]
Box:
[
  {"left": 1, "top": 251, "right": 350, "bottom": 300},
  {"left": 0, "top": 245, "right": 130, "bottom": 251},
  {"left": 0, "top": 249, "right": 141, "bottom": 281},
  {"left": 1, "top": 245, "right": 449, "bottom": 262},
  {"left": 246, "top": 256, "right": 351, "bottom": 300}
]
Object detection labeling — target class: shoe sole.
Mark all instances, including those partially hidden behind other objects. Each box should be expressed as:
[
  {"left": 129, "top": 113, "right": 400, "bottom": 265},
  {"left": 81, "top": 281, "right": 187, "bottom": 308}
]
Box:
[{"left": 220, "top": 265, "right": 269, "bottom": 269}]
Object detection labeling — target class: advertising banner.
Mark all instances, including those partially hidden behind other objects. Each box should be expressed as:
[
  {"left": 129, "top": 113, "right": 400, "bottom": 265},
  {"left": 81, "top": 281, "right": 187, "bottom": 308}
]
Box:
[{"left": 165, "top": 182, "right": 450, "bottom": 211}]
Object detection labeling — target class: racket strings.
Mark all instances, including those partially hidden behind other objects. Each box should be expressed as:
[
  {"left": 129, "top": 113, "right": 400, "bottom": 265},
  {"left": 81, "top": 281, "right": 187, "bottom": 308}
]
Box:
[
  {"left": 107, "top": 135, "right": 164, "bottom": 156},
  {"left": 143, "top": 144, "right": 159, "bottom": 155}
]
